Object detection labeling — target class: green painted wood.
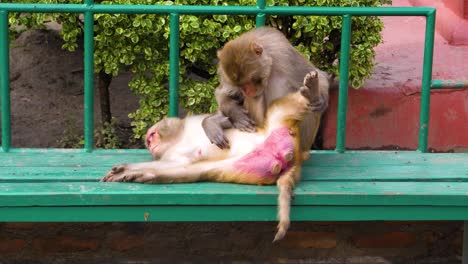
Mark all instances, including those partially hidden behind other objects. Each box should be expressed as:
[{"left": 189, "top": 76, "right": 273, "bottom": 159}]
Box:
[
  {"left": 0, "top": 164, "right": 467, "bottom": 182},
  {"left": 0, "top": 152, "right": 152, "bottom": 167},
  {"left": 0, "top": 151, "right": 467, "bottom": 221},
  {"left": 0, "top": 205, "right": 468, "bottom": 222},
  {"left": 0, "top": 152, "right": 466, "bottom": 183},
  {"left": 303, "top": 152, "right": 468, "bottom": 167},
  {"left": 2, "top": 181, "right": 468, "bottom": 207},
  {"left": 1, "top": 151, "right": 466, "bottom": 167}
]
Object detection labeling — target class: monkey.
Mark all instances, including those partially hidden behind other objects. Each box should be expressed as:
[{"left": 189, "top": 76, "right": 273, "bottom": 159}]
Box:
[
  {"left": 102, "top": 71, "right": 320, "bottom": 241},
  {"left": 202, "top": 26, "right": 331, "bottom": 155}
]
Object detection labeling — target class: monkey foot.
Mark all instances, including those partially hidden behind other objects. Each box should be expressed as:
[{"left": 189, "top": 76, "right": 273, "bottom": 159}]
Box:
[
  {"left": 304, "top": 70, "right": 318, "bottom": 87},
  {"left": 303, "top": 70, "right": 328, "bottom": 113}
]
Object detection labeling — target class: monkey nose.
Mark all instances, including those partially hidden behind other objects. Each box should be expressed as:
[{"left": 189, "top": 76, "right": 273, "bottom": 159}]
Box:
[{"left": 146, "top": 133, "right": 153, "bottom": 145}]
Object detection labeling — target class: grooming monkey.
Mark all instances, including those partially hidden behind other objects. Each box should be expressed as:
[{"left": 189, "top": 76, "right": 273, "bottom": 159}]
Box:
[
  {"left": 102, "top": 71, "right": 320, "bottom": 241},
  {"left": 203, "top": 26, "right": 331, "bottom": 153}
]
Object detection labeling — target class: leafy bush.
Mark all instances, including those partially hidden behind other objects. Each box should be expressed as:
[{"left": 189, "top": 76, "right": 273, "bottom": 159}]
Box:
[{"left": 7, "top": 0, "right": 391, "bottom": 140}]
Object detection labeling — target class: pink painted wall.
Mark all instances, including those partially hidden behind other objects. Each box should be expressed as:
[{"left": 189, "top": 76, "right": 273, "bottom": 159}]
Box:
[{"left": 409, "top": 0, "right": 468, "bottom": 45}]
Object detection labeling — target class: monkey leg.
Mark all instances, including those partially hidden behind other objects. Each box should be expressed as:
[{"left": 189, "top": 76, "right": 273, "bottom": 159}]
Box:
[
  {"left": 273, "top": 165, "right": 300, "bottom": 242},
  {"left": 298, "top": 71, "right": 325, "bottom": 151},
  {"left": 234, "top": 127, "right": 296, "bottom": 179}
]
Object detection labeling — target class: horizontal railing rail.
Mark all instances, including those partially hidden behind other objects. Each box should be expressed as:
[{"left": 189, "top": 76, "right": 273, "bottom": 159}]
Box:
[{"left": 0, "top": 2, "right": 466, "bottom": 154}]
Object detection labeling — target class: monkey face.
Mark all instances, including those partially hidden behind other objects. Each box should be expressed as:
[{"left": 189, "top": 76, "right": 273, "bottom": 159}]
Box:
[
  {"left": 218, "top": 40, "right": 270, "bottom": 98},
  {"left": 145, "top": 124, "right": 162, "bottom": 157},
  {"left": 145, "top": 118, "right": 184, "bottom": 158},
  {"left": 222, "top": 68, "right": 265, "bottom": 98}
]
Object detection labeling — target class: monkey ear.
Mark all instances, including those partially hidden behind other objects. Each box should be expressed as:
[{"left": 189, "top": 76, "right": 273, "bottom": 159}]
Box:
[
  {"left": 217, "top": 49, "right": 223, "bottom": 59},
  {"left": 250, "top": 42, "right": 263, "bottom": 56},
  {"left": 157, "top": 118, "right": 170, "bottom": 136}
]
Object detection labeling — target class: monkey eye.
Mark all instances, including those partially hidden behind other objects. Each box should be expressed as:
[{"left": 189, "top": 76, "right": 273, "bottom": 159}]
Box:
[{"left": 252, "top": 77, "right": 262, "bottom": 85}]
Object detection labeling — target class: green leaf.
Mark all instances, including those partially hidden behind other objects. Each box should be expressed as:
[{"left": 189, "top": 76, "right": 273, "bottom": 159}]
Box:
[{"left": 131, "top": 35, "right": 139, "bottom": 43}]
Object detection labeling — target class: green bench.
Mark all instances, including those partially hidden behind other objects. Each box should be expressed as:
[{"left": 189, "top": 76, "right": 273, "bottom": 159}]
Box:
[
  {"left": 1, "top": 2, "right": 467, "bottom": 262},
  {"left": 1, "top": 150, "right": 467, "bottom": 222}
]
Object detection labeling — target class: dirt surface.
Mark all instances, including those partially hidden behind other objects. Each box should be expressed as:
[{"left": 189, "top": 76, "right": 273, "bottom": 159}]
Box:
[{"left": 2, "top": 29, "right": 140, "bottom": 148}]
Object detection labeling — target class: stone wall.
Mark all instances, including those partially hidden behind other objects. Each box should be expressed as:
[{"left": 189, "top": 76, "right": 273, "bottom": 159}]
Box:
[{"left": 0, "top": 221, "right": 462, "bottom": 263}]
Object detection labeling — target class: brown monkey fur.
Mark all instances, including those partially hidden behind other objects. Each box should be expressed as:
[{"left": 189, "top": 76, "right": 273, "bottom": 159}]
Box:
[
  {"left": 102, "top": 71, "right": 320, "bottom": 241},
  {"left": 202, "top": 26, "right": 330, "bottom": 153}
]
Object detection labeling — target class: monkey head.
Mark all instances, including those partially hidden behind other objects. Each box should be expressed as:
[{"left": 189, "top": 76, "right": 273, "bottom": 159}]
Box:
[
  {"left": 217, "top": 38, "right": 273, "bottom": 98},
  {"left": 145, "top": 117, "right": 184, "bottom": 158}
]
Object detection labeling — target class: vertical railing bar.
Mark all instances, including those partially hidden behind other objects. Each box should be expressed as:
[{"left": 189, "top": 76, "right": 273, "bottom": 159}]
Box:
[
  {"left": 417, "top": 10, "right": 435, "bottom": 153},
  {"left": 256, "top": 0, "right": 266, "bottom": 27},
  {"left": 168, "top": 13, "right": 180, "bottom": 117},
  {"left": 335, "top": 14, "right": 352, "bottom": 153},
  {"left": 0, "top": 10, "right": 10, "bottom": 152},
  {"left": 84, "top": 0, "right": 94, "bottom": 152}
]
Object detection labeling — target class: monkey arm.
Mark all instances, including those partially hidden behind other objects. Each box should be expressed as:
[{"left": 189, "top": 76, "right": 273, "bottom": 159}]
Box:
[
  {"left": 202, "top": 84, "right": 255, "bottom": 149},
  {"left": 215, "top": 84, "right": 256, "bottom": 132},
  {"left": 101, "top": 158, "right": 192, "bottom": 182},
  {"left": 201, "top": 112, "right": 232, "bottom": 149},
  {"left": 102, "top": 157, "right": 241, "bottom": 184}
]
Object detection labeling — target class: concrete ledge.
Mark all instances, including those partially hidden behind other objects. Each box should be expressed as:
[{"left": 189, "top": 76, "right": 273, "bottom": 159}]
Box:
[{"left": 322, "top": 0, "right": 468, "bottom": 151}]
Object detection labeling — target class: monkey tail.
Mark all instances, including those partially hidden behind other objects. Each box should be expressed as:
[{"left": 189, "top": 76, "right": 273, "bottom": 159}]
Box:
[{"left": 273, "top": 167, "right": 297, "bottom": 242}]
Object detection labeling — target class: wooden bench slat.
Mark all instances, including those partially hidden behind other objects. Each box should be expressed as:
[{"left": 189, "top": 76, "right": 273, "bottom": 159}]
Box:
[
  {"left": 304, "top": 152, "right": 468, "bottom": 167},
  {"left": 302, "top": 166, "right": 468, "bottom": 181},
  {"left": 2, "top": 205, "right": 468, "bottom": 222},
  {"left": 0, "top": 164, "right": 466, "bottom": 182},
  {"left": 0, "top": 152, "right": 151, "bottom": 167},
  {"left": 1, "top": 181, "right": 468, "bottom": 206},
  {"left": 2, "top": 151, "right": 467, "bottom": 167}
]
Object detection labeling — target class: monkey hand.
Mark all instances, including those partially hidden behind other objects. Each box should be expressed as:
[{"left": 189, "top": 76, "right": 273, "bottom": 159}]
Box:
[
  {"left": 202, "top": 114, "right": 231, "bottom": 149},
  {"left": 101, "top": 165, "right": 129, "bottom": 182},
  {"left": 230, "top": 108, "right": 256, "bottom": 132},
  {"left": 101, "top": 165, "right": 160, "bottom": 183}
]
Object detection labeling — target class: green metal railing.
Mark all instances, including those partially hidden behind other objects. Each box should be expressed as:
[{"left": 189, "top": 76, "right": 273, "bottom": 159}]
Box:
[{"left": 0, "top": 2, "right": 466, "bottom": 154}]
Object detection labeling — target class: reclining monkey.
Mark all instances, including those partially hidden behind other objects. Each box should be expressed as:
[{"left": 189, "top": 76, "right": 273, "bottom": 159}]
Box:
[{"left": 102, "top": 71, "right": 321, "bottom": 241}]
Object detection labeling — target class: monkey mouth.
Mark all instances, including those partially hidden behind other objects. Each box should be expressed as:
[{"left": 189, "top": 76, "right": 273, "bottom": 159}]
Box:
[
  {"left": 150, "top": 144, "right": 160, "bottom": 154},
  {"left": 241, "top": 85, "right": 258, "bottom": 97},
  {"left": 149, "top": 144, "right": 161, "bottom": 156},
  {"left": 241, "top": 81, "right": 260, "bottom": 97}
]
